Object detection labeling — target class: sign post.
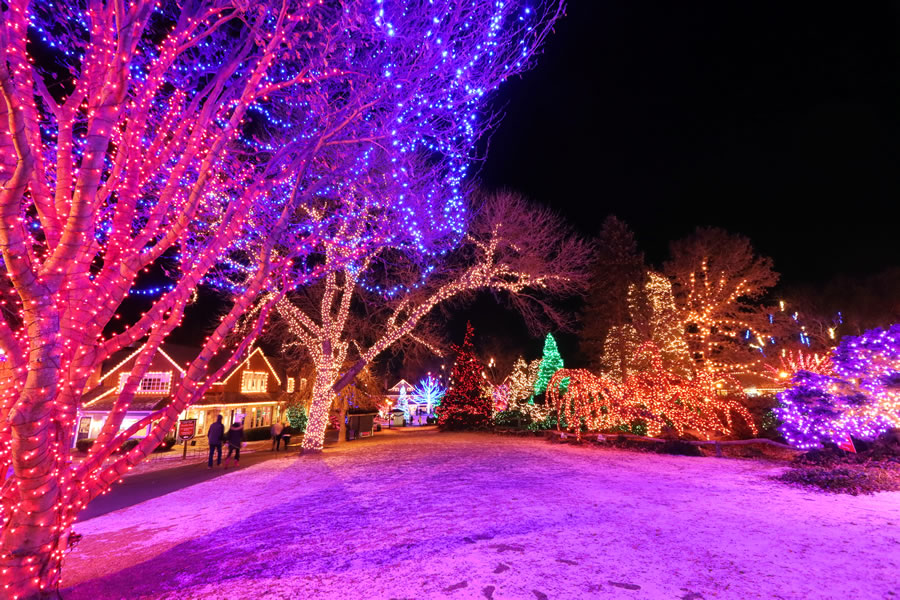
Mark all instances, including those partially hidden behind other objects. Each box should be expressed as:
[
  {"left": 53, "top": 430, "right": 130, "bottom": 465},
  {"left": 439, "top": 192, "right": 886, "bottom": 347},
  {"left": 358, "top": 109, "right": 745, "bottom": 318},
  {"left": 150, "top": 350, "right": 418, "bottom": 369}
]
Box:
[{"left": 178, "top": 419, "right": 197, "bottom": 460}]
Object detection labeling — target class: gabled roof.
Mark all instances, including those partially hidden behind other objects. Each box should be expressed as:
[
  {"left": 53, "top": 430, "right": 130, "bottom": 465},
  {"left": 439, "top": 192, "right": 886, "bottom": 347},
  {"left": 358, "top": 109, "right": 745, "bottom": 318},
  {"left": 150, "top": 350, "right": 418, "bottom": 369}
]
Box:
[
  {"left": 388, "top": 379, "right": 414, "bottom": 393},
  {"left": 97, "top": 341, "right": 191, "bottom": 385},
  {"left": 220, "top": 347, "right": 282, "bottom": 386}
]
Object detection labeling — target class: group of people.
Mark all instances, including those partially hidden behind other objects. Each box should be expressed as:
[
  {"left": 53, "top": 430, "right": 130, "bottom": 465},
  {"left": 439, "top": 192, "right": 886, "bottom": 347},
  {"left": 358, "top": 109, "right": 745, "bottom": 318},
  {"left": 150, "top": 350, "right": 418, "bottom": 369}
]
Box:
[
  {"left": 205, "top": 415, "right": 245, "bottom": 468},
  {"left": 205, "top": 415, "right": 294, "bottom": 468}
]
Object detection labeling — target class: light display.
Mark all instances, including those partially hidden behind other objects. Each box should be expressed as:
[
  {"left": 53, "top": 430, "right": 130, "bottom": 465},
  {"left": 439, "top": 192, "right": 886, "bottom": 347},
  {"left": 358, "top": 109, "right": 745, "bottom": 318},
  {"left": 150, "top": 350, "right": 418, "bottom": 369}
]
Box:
[
  {"left": 437, "top": 323, "right": 492, "bottom": 430},
  {"left": 413, "top": 376, "right": 446, "bottom": 414},
  {"left": 548, "top": 343, "right": 757, "bottom": 441},
  {"left": 763, "top": 349, "right": 833, "bottom": 383},
  {"left": 506, "top": 357, "right": 542, "bottom": 402},
  {"left": 600, "top": 271, "right": 691, "bottom": 379},
  {"left": 0, "top": 0, "right": 565, "bottom": 594},
  {"left": 533, "top": 333, "right": 566, "bottom": 397},
  {"left": 600, "top": 323, "right": 643, "bottom": 380},
  {"left": 664, "top": 229, "right": 779, "bottom": 374},
  {"left": 643, "top": 272, "right": 693, "bottom": 376},
  {"left": 397, "top": 387, "right": 410, "bottom": 421},
  {"left": 491, "top": 384, "right": 511, "bottom": 414},
  {"left": 775, "top": 325, "right": 900, "bottom": 449}
]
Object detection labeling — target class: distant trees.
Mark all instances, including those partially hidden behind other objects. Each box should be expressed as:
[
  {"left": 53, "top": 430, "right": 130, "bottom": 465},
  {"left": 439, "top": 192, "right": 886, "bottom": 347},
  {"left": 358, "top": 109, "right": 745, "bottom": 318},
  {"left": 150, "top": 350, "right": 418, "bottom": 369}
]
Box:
[
  {"left": 580, "top": 216, "right": 646, "bottom": 374},
  {"left": 581, "top": 224, "right": 781, "bottom": 378}
]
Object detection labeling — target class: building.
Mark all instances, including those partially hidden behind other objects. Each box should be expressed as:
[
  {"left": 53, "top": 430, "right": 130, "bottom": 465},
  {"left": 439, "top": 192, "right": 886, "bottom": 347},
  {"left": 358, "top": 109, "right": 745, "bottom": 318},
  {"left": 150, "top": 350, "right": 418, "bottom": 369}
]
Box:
[{"left": 77, "top": 342, "right": 295, "bottom": 445}]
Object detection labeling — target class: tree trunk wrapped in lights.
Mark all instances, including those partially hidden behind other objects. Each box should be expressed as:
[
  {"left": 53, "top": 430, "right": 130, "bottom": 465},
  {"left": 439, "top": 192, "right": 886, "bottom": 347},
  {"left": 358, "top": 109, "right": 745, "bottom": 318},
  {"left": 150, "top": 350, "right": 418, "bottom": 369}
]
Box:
[
  {"left": 548, "top": 343, "right": 758, "bottom": 441},
  {"left": 0, "top": 0, "right": 566, "bottom": 595}
]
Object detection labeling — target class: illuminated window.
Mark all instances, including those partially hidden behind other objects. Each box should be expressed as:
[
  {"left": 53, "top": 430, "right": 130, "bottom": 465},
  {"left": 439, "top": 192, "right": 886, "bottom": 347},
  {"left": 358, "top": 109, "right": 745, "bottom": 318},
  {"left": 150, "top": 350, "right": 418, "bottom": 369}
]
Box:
[
  {"left": 118, "top": 371, "right": 172, "bottom": 395},
  {"left": 241, "top": 371, "right": 268, "bottom": 393},
  {"left": 287, "top": 377, "right": 295, "bottom": 393}
]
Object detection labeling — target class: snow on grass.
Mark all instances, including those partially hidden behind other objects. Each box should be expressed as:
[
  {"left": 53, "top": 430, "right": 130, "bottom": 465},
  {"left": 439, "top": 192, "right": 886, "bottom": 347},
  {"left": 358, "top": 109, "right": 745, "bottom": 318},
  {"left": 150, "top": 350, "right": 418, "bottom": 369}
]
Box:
[{"left": 63, "top": 429, "right": 900, "bottom": 599}]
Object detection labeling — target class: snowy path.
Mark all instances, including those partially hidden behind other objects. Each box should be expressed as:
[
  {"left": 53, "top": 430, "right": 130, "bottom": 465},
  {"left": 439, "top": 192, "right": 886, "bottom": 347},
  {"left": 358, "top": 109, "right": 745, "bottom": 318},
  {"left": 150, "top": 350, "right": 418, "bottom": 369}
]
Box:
[{"left": 62, "top": 429, "right": 900, "bottom": 600}]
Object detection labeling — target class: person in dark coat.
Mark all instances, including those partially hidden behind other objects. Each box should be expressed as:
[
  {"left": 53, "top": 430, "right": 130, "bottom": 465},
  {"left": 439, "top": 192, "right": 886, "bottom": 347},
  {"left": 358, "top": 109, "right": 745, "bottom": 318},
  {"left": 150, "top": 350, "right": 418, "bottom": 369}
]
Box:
[
  {"left": 223, "top": 420, "right": 244, "bottom": 467},
  {"left": 271, "top": 420, "right": 284, "bottom": 451},
  {"left": 207, "top": 415, "right": 225, "bottom": 468}
]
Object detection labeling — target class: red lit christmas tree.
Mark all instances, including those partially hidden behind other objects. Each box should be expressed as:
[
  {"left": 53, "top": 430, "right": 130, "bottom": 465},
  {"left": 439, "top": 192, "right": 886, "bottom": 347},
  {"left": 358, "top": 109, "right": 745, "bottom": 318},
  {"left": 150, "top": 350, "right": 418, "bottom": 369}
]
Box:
[{"left": 438, "top": 322, "right": 492, "bottom": 430}]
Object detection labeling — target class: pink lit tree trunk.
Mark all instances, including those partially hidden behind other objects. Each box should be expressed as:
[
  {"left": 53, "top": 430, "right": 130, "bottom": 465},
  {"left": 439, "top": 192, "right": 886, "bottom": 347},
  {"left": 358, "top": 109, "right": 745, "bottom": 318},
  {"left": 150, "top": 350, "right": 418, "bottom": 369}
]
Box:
[{"left": 0, "top": 1, "right": 565, "bottom": 596}]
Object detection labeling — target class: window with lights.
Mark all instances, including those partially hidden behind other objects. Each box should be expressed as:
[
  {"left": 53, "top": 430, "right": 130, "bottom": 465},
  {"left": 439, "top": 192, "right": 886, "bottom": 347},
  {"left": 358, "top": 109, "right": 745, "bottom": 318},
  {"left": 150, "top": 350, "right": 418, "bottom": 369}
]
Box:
[
  {"left": 287, "top": 377, "right": 295, "bottom": 393},
  {"left": 241, "top": 371, "right": 268, "bottom": 393},
  {"left": 118, "top": 371, "right": 173, "bottom": 395}
]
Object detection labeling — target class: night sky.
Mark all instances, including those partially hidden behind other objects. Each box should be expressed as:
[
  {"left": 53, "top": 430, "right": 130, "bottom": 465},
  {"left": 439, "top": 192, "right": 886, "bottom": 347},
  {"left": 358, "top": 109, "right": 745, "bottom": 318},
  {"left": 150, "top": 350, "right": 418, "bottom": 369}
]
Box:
[{"left": 481, "top": 1, "right": 900, "bottom": 285}]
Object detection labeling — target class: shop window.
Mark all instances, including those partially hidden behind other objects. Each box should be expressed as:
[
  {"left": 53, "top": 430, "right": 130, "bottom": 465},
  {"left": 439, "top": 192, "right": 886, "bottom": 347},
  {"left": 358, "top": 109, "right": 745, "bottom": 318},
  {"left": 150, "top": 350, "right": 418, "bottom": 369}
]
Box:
[{"left": 241, "top": 371, "right": 268, "bottom": 393}]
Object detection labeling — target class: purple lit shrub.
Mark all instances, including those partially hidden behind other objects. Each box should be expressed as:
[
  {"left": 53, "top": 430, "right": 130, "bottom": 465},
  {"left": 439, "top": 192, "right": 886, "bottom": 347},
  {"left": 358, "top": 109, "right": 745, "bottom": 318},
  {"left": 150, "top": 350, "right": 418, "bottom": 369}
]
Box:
[{"left": 775, "top": 324, "right": 900, "bottom": 449}]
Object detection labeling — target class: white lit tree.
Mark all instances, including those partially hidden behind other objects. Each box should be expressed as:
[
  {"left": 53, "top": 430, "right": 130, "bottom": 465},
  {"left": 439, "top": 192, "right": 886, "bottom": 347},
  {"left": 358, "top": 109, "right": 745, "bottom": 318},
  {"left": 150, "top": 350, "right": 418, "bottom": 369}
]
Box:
[{"left": 274, "top": 191, "right": 592, "bottom": 452}]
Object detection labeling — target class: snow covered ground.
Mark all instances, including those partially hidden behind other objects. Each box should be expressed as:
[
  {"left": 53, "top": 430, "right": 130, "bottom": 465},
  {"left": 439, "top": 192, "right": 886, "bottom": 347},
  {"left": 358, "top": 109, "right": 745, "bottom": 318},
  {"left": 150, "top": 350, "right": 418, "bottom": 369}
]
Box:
[{"left": 62, "top": 429, "right": 900, "bottom": 600}]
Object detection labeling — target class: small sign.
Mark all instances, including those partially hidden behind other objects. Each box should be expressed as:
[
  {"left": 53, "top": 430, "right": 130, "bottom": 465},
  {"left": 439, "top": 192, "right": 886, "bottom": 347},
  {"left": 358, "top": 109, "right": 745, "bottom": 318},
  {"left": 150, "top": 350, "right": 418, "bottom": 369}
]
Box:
[
  {"left": 837, "top": 434, "right": 856, "bottom": 454},
  {"left": 560, "top": 432, "right": 567, "bottom": 440},
  {"left": 360, "top": 431, "right": 372, "bottom": 438},
  {"left": 76, "top": 416, "right": 92, "bottom": 441},
  {"left": 177, "top": 419, "right": 197, "bottom": 441}
]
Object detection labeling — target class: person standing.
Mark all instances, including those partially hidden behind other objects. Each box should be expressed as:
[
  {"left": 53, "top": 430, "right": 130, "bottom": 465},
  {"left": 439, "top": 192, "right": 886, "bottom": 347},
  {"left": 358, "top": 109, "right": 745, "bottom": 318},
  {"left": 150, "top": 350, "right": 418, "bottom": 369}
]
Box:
[
  {"left": 223, "top": 419, "right": 244, "bottom": 467},
  {"left": 271, "top": 420, "right": 284, "bottom": 451},
  {"left": 207, "top": 415, "right": 225, "bottom": 468}
]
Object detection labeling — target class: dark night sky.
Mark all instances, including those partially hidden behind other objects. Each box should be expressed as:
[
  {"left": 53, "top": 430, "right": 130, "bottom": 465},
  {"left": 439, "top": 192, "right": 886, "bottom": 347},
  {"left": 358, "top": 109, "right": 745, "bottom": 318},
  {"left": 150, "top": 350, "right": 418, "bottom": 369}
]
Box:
[
  {"left": 442, "top": 1, "right": 900, "bottom": 366},
  {"left": 480, "top": 1, "right": 900, "bottom": 284}
]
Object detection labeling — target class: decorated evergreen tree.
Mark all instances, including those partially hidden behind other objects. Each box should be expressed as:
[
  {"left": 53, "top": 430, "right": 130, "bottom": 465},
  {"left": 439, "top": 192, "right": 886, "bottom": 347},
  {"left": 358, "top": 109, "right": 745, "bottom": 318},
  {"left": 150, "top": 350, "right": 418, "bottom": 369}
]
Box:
[
  {"left": 533, "top": 333, "right": 566, "bottom": 397},
  {"left": 438, "top": 323, "right": 492, "bottom": 430}
]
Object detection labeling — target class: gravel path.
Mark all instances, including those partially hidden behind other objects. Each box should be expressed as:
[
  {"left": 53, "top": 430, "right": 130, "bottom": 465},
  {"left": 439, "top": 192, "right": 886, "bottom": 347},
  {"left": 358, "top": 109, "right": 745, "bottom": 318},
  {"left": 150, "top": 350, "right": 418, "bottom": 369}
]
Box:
[{"left": 62, "top": 429, "right": 900, "bottom": 599}]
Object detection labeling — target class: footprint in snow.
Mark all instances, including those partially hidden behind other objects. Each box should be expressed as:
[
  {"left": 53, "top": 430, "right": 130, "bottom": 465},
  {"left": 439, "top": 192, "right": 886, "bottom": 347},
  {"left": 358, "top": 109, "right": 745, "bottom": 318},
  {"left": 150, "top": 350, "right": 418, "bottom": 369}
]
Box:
[
  {"left": 490, "top": 543, "right": 524, "bottom": 553},
  {"left": 608, "top": 581, "right": 641, "bottom": 591},
  {"left": 556, "top": 558, "right": 578, "bottom": 565},
  {"left": 443, "top": 581, "right": 468, "bottom": 593},
  {"left": 493, "top": 563, "right": 510, "bottom": 574},
  {"left": 482, "top": 585, "right": 495, "bottom": 599}
]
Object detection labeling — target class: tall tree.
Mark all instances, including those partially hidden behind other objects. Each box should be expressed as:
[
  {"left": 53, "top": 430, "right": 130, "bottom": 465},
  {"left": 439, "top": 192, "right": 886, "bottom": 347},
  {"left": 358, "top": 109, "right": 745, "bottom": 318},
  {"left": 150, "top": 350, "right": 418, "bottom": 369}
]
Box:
[
  {"left": 664, "top": 228, "right": 779, "bottom": 374},
  {"left": 438, "top": 323, "right": 491, "bottom": 429},
  {"left": 580, "top": 216, "right": 646, "bottom": 370},
  {"left": 0, "top": 0, "right": 565, "bottom": 595}
]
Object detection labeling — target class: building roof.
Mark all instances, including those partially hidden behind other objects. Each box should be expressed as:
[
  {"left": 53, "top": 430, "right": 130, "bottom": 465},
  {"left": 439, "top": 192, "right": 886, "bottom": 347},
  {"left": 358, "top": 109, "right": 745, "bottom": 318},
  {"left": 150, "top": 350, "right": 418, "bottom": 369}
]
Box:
[{"left": 388, "top": 379, "right": 415, "bottom": 393}]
